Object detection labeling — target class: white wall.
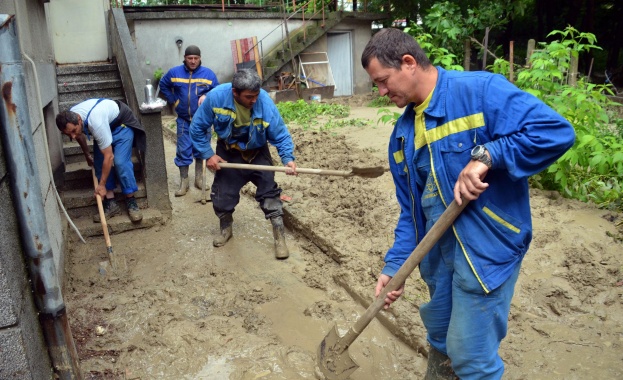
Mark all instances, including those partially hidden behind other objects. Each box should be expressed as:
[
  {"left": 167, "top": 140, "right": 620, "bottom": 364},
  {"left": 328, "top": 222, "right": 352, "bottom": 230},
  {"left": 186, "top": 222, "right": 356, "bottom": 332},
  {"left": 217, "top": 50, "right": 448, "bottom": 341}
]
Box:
[{"left": 48, "top": 0, "right": 110, "bottom": 64}]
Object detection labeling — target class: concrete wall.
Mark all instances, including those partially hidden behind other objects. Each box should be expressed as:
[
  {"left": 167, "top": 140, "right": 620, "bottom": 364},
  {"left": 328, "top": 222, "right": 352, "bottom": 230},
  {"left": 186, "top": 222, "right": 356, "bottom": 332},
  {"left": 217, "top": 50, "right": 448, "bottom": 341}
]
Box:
[
  {"left": 0, "top": 0, "right": 64, "bottom": 377},
  {"left": 127, "top": 12, "right": 374, "bottom": 94},
  {"left": 48, "top": 0, "right": 110, "bottom": 64}
]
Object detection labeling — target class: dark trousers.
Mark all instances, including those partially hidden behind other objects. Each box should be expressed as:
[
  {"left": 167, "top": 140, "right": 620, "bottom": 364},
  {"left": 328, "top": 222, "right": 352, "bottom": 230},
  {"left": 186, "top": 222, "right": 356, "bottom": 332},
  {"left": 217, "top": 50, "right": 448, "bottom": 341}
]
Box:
[{"left": 211, "top": 140, "right": 283, "bottom": 220}]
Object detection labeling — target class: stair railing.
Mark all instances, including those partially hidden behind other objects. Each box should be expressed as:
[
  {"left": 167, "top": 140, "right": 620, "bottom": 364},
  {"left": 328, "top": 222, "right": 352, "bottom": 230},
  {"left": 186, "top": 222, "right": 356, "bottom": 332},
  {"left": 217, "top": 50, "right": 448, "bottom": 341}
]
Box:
[{"left": 242, "top": 0, "right": 332, "bottom": 80}]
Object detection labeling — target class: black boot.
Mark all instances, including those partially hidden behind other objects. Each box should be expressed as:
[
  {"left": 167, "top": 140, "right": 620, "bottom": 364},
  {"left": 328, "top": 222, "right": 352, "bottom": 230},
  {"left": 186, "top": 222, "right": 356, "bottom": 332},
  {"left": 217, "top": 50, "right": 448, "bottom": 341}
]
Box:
[
  {"left": 270, "top": 216, "right": 289, "bottom": 259},
  {"left": 213, "top": 213, "right": 233, "bottom": 247},
  {"left": 424, "top": 346, "right": 457, "bottom": 380}
]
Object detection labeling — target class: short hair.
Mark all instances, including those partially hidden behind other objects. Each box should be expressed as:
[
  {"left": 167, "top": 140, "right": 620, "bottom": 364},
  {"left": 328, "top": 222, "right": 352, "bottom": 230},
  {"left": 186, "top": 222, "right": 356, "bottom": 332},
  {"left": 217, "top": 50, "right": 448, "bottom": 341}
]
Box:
[
  {"left": 55, "top": 110, "right": 79, "bottom": 131},
  {"left": 232, "top": 69, "right": 261, "bottom": 92},
  {"left": 361, "top": 28, "right": 431, "bottom": 70}
]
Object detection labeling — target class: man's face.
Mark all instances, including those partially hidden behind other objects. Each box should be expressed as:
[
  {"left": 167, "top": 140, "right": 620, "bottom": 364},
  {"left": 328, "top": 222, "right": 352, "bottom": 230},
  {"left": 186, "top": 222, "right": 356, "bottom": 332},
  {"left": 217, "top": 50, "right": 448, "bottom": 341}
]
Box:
[
  {"left": 365, "top": 57, "right": 415, "bottom": 108},
  {"left": 184, "top": 55, "right": 201, "bottom": 71},
  {"left": 233, "top": 89, "right": 260, "bottom": 109},
  {"left": 62, "top": 119, "right": 83, "bottom": 140}
]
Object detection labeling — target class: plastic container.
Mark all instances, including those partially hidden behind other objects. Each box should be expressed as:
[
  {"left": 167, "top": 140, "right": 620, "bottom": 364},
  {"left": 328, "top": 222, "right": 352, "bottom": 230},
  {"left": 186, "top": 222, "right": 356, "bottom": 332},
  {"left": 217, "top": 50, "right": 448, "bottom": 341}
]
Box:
[{"left": 310, "top": 94, "right": 321, "bottom": 102}]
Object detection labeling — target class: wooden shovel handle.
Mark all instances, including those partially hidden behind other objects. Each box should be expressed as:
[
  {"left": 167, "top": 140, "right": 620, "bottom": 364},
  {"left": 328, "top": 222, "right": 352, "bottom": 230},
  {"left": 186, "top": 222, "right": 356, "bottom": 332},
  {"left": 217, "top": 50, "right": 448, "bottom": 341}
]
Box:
[
  {"left": 340, "top": 199, "right": 470, "bottom": 349},
  {"left": 91, "top": 168, "right": 113, "bottom": 249},
  {"left": 218, "top": 162, "right": 353, "bottom": 177}
]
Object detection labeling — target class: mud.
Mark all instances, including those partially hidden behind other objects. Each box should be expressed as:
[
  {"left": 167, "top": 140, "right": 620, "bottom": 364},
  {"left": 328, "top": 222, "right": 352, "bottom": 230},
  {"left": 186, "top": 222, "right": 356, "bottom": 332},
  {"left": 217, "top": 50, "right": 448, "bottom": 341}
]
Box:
[{"left": 65, "top": 98, "right": 623, "bottom": 379}]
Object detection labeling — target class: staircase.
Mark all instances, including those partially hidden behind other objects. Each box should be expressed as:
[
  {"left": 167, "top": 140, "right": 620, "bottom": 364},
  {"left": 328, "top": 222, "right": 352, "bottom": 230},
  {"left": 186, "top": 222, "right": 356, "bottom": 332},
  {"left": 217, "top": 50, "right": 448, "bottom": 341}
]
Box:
[
  {"left": 261, "top": 11, "right": 343, "bottom": 86},
  {"left": 56, "top": 61, "right": 158, "bottom": 237}
]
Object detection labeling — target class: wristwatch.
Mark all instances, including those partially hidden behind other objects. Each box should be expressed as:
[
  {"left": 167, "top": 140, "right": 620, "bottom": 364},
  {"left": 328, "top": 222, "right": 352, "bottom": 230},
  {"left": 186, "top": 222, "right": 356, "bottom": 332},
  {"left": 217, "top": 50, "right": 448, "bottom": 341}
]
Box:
[{"left": 470, "top": 145, "right": 492, "bottom": 168}]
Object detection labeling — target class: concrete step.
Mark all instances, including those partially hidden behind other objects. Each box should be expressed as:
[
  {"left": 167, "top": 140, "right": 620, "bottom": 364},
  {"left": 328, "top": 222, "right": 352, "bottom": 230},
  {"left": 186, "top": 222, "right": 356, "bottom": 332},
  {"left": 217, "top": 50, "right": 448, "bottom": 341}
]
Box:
[
  {"left": 58, "top": 79, "right": 122, "bottom": 94},
  {"left": 57, "top": 69, "right": 121, "bottom": 84},
  {"left": 60, "top": 183, "right": 148, "bottom": 218},
  {"left": 69, "top": 207, "right": 164, "bottom": 239},
  {"left": 58, "top": 88, "right": 126, "bottom": 106},
  {"left": 63, "top": 156, "right": 142, "bottom": 181},
  {"left": 59, "top": 95, "right": 126, "bottom": 113},
  {"left": 56, "top": 62, "right": 119, "bottom": 76}
]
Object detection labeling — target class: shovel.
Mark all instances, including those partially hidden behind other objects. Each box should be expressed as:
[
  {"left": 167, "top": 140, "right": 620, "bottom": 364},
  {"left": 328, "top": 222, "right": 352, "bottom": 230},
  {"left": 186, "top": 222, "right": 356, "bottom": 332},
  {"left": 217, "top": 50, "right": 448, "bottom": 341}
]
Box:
[
  {"left": 316, "top": 199, "right": 469, "bottom": 380},
  {"left": 91, "top": 168, "right": 118, "bottom": 271},
  {"left": 218, "top": 162, "right": 387, "bottom": 178}
]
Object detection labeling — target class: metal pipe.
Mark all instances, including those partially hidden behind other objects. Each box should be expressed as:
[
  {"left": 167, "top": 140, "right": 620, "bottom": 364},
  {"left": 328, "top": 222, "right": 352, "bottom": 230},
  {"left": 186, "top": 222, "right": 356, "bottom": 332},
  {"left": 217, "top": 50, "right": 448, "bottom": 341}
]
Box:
[{"left": 0, "top": 14, "right": 82, "bottom": 380}]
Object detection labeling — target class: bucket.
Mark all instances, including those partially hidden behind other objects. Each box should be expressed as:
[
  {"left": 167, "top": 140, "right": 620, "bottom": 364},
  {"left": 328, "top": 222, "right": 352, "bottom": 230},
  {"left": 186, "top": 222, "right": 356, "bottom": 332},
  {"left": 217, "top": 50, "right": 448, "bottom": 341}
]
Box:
[{"left": 310, "top": 94, "right": 322, "bottom": 102}]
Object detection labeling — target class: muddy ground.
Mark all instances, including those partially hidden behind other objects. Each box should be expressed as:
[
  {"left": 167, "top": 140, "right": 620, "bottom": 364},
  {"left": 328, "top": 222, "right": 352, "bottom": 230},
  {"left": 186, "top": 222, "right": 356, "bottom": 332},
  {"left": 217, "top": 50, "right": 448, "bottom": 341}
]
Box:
[{"left": 65, "top": 96, "right": 623, "bottom": 379}]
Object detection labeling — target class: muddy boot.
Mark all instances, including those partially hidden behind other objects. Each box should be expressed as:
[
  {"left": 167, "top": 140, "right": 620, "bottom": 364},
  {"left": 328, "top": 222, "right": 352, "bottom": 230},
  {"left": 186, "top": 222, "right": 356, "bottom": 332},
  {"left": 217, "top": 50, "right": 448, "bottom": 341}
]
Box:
[
  {"left": 213, "top": 213, "right": 233, "bottom": 247},
  {"left": 424, "top": 347, "right": 457, "bottom": 380},
  {"left": 93, "top": 198, "right": 122, "bottom": 223},
  {"left": 174, "top": 166, "right": 190, "bottom": 197},
  {"left": 194, "top": 158, "right": 204, "bottom": 190},
  {"left": 125, "top": 196, "right": 143, "bottom": 223},
  {"left": 271, "top": 216, "right": 289, "bottom": 260}
]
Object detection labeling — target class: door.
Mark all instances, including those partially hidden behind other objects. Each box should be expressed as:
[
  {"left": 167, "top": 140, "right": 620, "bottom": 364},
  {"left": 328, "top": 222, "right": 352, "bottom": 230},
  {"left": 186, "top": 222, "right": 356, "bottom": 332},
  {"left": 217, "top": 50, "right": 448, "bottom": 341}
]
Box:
[{"left": 327, "top": 32, "right": 353, "bottom": 97}]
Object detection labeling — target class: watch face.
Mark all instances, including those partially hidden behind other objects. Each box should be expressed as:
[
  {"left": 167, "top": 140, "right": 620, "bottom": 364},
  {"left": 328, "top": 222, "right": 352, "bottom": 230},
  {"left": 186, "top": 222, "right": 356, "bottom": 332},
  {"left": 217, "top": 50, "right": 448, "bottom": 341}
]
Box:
[{"left": 471, "top": 145, "right": 484, "bottom": 158}]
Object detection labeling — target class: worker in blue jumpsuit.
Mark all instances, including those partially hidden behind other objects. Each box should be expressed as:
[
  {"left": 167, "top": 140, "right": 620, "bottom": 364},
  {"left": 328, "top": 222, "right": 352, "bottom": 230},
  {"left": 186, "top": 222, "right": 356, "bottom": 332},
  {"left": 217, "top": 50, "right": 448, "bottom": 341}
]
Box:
[
  {"left": 190, "top": 69, "right": 297, "bottom": 259},
  {"left": 160, "top": 45, "right": 219, "bottom": 196},
  {"left": 362, "top": 28, "right": 575, "bottom": 379}
]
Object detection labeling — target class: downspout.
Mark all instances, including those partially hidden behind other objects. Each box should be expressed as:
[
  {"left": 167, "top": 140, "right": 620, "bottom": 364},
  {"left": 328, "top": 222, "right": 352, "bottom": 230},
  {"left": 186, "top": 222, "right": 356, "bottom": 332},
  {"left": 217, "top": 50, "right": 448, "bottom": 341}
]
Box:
[{"left": 0, "top": 14, "right": 82, "bottom": 380}]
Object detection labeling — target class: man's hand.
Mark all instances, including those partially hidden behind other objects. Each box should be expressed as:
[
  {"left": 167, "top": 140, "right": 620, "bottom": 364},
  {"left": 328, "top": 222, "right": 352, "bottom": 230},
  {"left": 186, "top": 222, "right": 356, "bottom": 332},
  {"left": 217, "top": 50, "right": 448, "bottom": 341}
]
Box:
[
  {"left": 198, "top": 94, "right": 206, "bottom": 106},
  {"left": 284, "top": 161, "right": 297, "bottom": 176},
  {"left": 207, "top": 155, "right": 226, "bottom": 171},
  {"left": 94, "top": 184, "right": 107, "bottom": 199},
  {"left": 375, "top": 274, "right": 405, "bottom": 310},
  {"left": 85, "top": 154, "right": 94, "bottom": 167},
  {"left": 453, "top": 160, "right": 490, "bottom": 205}
]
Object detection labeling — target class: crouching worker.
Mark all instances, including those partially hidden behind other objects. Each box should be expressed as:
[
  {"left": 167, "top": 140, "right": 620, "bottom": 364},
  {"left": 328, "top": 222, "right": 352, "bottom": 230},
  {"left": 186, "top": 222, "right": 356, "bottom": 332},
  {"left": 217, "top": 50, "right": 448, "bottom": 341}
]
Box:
[
  {"left": 56, "top": 98, "right": 146, "bottom": 223},
  {"left": 190, "top": 69, "right": 297, "bottom": 259}
]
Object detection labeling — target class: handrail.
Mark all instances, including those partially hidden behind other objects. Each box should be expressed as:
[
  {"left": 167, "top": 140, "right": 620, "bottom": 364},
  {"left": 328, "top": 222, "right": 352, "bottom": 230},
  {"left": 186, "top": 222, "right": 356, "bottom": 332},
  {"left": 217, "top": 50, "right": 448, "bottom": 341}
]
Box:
[{"left": 243, "top": 0, "right": 331, "bottom": 75}]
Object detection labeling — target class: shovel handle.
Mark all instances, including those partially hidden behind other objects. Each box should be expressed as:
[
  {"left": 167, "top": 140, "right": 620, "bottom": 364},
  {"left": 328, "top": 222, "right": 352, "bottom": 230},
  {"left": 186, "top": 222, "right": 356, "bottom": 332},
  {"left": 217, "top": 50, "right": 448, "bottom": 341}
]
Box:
[
  {"left": 218, "top": 162, "right": 353, "bottom": 177},
  {"left": 92, "top": 168, "right": 117, "bottom": 270},
  {"left": 341, "top": 199, "right": 469, "bottom": 350}
]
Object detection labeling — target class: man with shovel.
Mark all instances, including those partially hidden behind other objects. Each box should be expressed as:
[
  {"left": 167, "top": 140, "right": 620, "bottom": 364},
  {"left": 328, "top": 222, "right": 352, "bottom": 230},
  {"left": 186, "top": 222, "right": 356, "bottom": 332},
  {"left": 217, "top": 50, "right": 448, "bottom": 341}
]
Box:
[
  {"left": 361, "top": 29, "right": 575, "bottom": 379},
  {"left": 56, "top": 99, "right": 146, "bottom": 223},
  {"left": 190, "top": 69, "right": 297, "bottom": 259}
]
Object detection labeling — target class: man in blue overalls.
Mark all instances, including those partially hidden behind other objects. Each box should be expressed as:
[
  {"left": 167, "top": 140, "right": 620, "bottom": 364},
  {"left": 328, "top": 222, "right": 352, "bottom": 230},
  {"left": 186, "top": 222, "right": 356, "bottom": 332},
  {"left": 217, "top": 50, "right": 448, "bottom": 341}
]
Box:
[
  {"left": 362, "top": 28, "right": 575, "bottom": 379},
  {"left": 160, "top": 45, "right": 219, "bottom": 196},
  {"left": 56, "top": 98, "right": 146, "bottom": 223}
]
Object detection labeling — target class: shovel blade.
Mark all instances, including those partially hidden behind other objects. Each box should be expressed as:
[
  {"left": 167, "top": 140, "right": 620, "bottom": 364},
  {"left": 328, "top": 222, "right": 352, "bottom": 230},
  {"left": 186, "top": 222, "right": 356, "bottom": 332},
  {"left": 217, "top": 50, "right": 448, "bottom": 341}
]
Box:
[
  {"left": 316, "top": 325, "right": 359, "bottom": 380},
  {"left": 351, "top": 166, "right": 387, "bottom": 178}
]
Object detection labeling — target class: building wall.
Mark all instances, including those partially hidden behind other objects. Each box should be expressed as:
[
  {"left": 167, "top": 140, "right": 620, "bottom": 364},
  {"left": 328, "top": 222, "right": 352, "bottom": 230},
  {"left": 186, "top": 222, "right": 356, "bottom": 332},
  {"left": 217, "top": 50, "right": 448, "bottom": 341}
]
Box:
[
  {"left": 128, "top": 13, "right": 374, "bottom": 95},
  {"left": 47, "top": 0, "right": 110, "bottom": 64},
  {"left": 0, "top": 0, "right": 64, "bottom": 377}
]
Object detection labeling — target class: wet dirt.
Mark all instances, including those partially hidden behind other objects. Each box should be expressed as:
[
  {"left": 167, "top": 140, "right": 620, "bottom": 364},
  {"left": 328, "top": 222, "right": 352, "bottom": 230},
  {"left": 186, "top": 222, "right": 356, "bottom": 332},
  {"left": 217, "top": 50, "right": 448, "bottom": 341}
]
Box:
[{"left": 65, "top": 96, "right": 623, "bottom": 379}]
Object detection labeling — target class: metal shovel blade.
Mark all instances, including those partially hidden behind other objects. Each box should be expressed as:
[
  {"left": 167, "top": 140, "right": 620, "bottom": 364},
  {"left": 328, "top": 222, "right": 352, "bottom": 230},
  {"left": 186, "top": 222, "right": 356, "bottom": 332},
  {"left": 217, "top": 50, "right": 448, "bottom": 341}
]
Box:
[
  {"left": 316, "top": 325, "right": 359, "bottom": 380},
  {"left": 350, "top": 166, "right": 387, "bottom": 178}
]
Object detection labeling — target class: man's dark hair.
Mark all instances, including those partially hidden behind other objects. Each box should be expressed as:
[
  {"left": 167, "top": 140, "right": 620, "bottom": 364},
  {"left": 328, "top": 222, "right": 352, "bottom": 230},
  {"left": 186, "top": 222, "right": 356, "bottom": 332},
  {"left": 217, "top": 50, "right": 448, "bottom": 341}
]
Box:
[
  {"left": 361, "top": 28, "right": 431, "bottom": 70},
  {"left": 55, "top": 110, "right": 79, "bottom": 131},
  {"left": 232, "top": 69, "right": 261, "bottom": 92}
]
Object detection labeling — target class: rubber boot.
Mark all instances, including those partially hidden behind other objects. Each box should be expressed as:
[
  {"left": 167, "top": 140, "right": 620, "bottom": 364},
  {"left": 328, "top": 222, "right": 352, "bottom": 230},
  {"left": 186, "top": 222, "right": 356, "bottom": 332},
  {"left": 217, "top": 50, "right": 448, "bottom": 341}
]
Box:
[
  {"left": 194, "top": 158, "right": 204, "bottom": 190},
  {"left": 271, "top": 216, "right": 289, "bottom": 260},
  {"left": 424, "top": 347, "right": 458, "bottom": 380},
  {"left": 175, "top": 166, "right": 190, "bottom": 197},
  {"left": 213, "top": 213, "right": 233, "bottom": 247}
]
